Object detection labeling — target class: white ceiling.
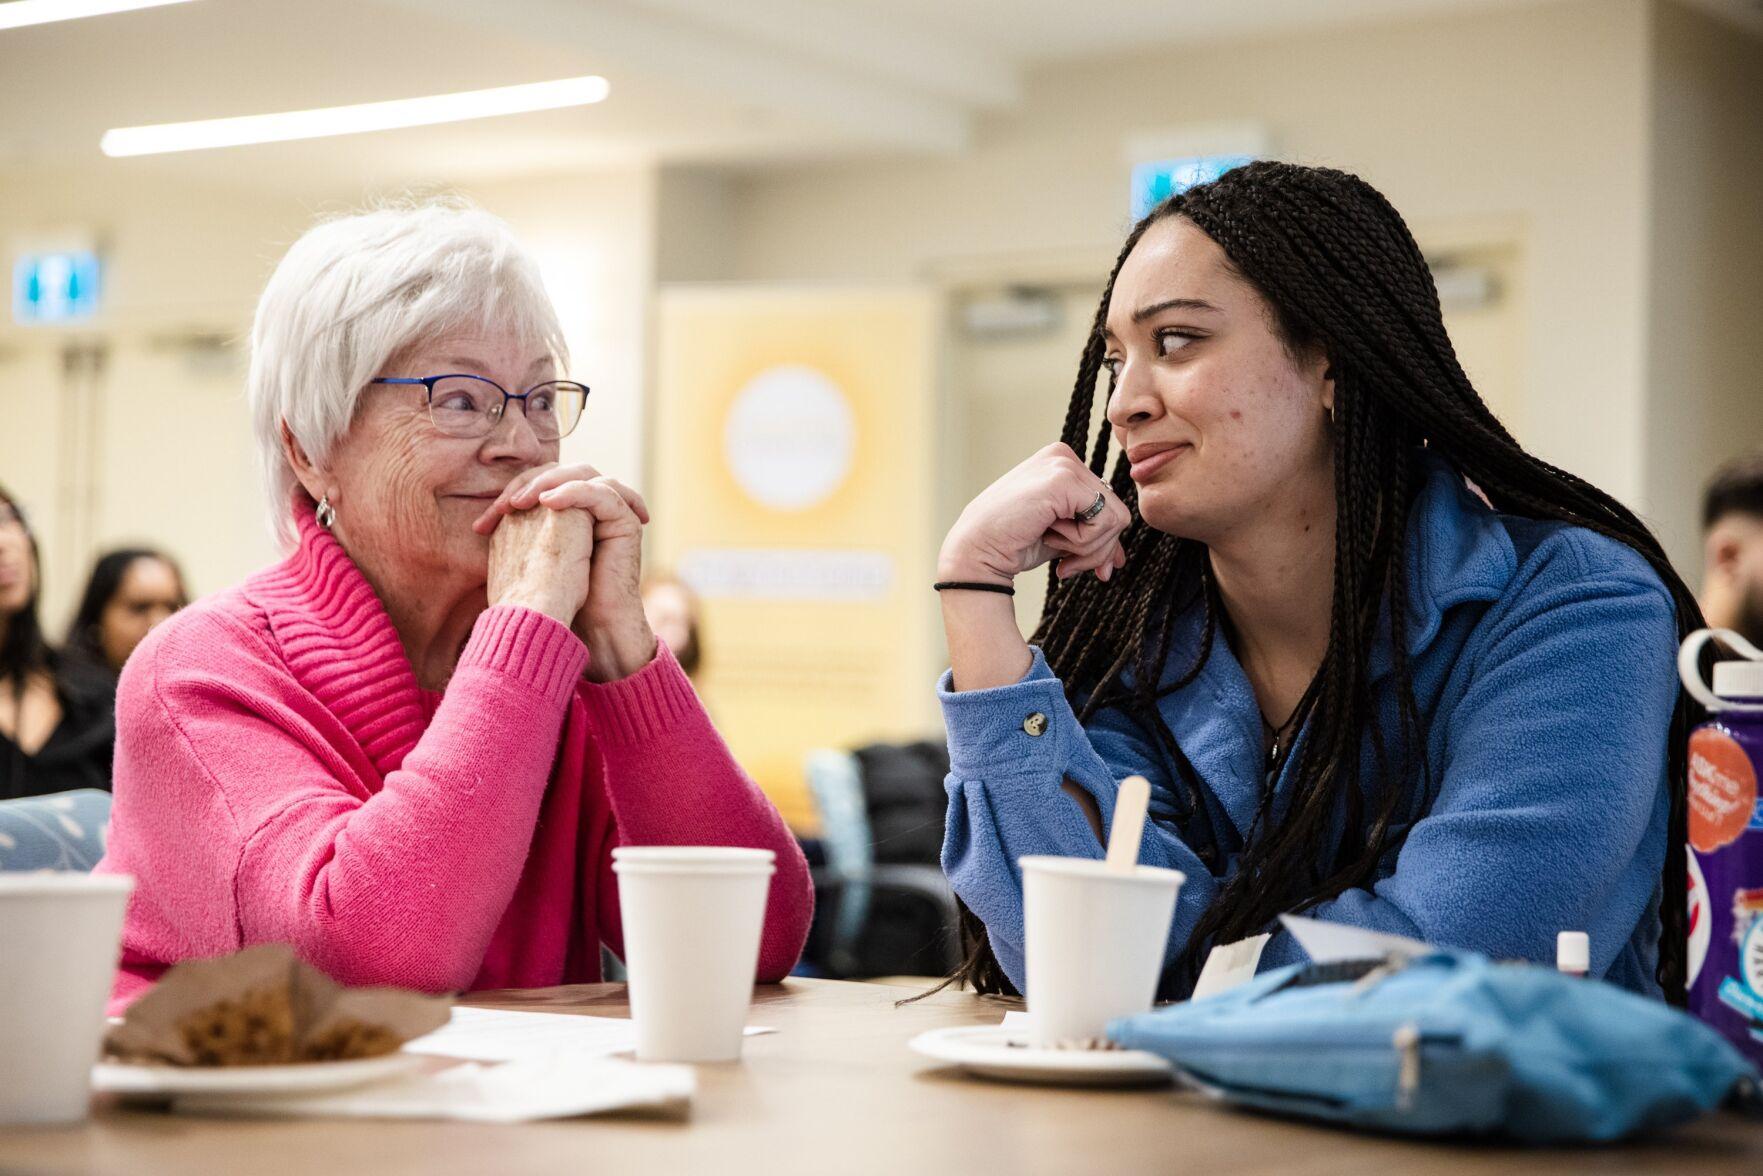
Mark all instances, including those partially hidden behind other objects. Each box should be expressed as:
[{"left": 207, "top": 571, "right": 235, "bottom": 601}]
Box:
[{"left": 0, "top": 0, "right": 1750, "bottom": 195}]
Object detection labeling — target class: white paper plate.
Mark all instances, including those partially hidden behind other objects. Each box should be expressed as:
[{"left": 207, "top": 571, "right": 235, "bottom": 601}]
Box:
[
  {"left": 908, "top": 1025, "right": 1173, "bottom": 1087},
  {"left": 93, "top": 1051, "right": 429, "bottom": 1098}
]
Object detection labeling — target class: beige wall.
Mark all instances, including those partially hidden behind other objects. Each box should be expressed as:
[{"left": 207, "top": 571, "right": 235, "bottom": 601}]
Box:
[
  {"left": 463, "top": 169, "right": 657, "bottom": 490},
  {"left": 0, "top": 169, "right": 315, "bottom": 342},
  {"left": 0, "top": 166, "right": 657, "bottom": 629},
  {"left": 716, "top": 0, "right": 1657, "bottom": 520},
  {"left": 654, "top": 168, "right": 739, "bottom": 284},
  {"left": 1643, "top": 1, "right": 1763, "bottom": 583}
]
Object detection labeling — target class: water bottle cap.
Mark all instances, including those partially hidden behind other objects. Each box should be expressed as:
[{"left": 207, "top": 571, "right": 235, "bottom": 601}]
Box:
[
  {"left": 1556, "top": 931, "right": 1589, "bottom": 972},
  {"left": 1713, "top": 660, "right": 1763, "bottom": 702}
]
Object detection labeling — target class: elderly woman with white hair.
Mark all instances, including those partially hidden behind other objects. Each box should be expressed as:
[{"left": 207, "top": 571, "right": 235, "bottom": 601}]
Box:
[{"left": 95, "top": 203, "right": 812, "bottom": 1007}]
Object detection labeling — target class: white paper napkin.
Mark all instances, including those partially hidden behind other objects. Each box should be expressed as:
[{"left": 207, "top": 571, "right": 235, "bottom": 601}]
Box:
[
  {"left": 1190, "top": 932, "right": 1272, "bottom": 999},
  {"left": 403, "top": 1006, "right": 774, "bottom": 1063},
  {"left": 172, "top": 1053, "right": 694, "bottom": 1123},
  {"left": 1277, "top": 914, "right": 1431, "bottom": 964}
]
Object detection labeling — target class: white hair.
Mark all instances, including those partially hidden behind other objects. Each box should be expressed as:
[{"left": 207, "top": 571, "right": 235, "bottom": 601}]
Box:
[{"left": 247, "top": 199, "right": 567, "bottom": 549}]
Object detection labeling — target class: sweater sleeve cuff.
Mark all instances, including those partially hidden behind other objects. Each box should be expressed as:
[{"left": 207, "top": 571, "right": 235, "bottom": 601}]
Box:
[
  {"left": 578, "top": 640, "right": 702, "bottom": 746},
  {"left": 457, "top": 605, "right": 588, "bottom": 709},
  {"left": 938, "top": 646, "right": 1077, "bottom": 778}
]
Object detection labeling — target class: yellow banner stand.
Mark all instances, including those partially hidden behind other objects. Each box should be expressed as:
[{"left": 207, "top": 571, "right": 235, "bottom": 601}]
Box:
[{"left": 650, "top": 286, "right": 941, "bottom": 830}]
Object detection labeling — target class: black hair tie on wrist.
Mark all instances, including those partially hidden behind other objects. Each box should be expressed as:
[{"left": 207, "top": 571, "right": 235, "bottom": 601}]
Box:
[{"left": 934, "top": 580, "right": 1015, "bottom": 596}]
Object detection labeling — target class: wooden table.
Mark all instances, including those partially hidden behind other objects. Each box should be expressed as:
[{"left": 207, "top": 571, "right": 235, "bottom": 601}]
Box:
[{"left": 2, "top": 978, "right": 1759, "bottom": 1175}]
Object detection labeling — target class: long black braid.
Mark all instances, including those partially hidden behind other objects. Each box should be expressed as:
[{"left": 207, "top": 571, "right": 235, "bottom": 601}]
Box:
[{"left": 950, "top": 162, "right": 1698, "bottom": 1004}]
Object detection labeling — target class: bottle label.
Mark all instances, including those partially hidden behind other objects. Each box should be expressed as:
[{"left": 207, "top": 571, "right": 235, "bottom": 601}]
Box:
[
  {"left": 1688, "top": 851, "right": 1711, "bottom": 988},
  {"left": 1718, "top": 917, "right": 1763, "bottom": 1030},
  {"left": 1690, "top": 729, "right": 1758, "bottom": 853}
]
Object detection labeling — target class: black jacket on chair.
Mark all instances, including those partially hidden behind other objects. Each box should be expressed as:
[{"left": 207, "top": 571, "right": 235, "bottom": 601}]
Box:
[
  {"left": 853, "top": 740, "right": 950, "bottom": 865},
  {"left": 1, "top": 657, "right": 115, "bottom": 800}
]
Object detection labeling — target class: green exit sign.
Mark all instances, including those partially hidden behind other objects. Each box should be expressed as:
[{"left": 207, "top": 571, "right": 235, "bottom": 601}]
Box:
[
  {"left": 13, "top": 251, "right": 103, "bottom": 324},
  {"left": 1130, "top": 155, "right": 1256, "bottom": 221}
]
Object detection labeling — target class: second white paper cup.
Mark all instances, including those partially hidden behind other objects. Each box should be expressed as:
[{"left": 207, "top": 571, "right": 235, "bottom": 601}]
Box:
[
  {"left": 0, "top": 872, "right": 134, "bottom": 1124},
  {"left": 1020, "top": 855, "right": 1184, "bottom": 1047},
  {"left": 612, "top": 846, "right": 775, "bottom": 1063}
]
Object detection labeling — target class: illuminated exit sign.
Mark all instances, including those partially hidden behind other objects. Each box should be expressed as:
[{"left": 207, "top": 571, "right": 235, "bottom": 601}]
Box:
[
  {"left": 1130, "top": 154, "right": 1257, "bottom": 221},
  {"left": 13, "top": 250, "right": 103, "bottom": 324}
]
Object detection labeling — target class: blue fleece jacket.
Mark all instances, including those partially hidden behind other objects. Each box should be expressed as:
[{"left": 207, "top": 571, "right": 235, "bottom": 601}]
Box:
[{"left": 939, "top": 455, "right": 1677, "bottom": 998}]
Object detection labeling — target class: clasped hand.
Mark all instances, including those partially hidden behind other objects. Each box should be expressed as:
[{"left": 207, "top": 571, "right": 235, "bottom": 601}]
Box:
[{"left": 474, "top": 463, "right": 657, "bottom": 682}]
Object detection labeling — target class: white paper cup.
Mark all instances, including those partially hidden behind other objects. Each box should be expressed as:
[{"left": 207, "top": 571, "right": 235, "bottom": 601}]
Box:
[
  {"left": 0, "top": 872, "right": 134, "bottom": 1123},
  {"left": 611, "top": 847, "right": 775, "bottom": 1063},
  {"left": 1020, "top": 855, "right": 1184, "bottom": 1047}
]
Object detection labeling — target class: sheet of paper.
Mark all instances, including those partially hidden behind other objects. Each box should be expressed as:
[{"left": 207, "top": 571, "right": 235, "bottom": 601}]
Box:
[
  {"left": 403, "top": 1006, "right": 772, "bottom": 1063},
  {"left": 174, "top": 1054, "right": 695, "bottom": 1123},
  {"left": 1278, "top": 914, "right": 1431, "bottom": 964},
  {"left": 1190, "top": 932, "right": 1271, "bottom": 1000}
]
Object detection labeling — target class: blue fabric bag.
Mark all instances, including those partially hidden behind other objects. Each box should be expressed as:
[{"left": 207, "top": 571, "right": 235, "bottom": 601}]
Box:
[{"left": 1107, "top": 951, "right": 1759, "bottom": 1143}]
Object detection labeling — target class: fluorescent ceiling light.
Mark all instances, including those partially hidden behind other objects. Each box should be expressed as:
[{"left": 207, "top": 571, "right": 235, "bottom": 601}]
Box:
[
  {"left": 100, "top": 75, "right": 612, "bottom": 157},
  {"left": 0, "top": 0, "right": 197, "bottom": 31}
]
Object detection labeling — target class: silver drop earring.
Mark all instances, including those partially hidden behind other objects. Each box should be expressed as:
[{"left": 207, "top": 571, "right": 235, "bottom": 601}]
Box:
[{"left": 315, "top": 494, "right": 336, "bottom": 529}]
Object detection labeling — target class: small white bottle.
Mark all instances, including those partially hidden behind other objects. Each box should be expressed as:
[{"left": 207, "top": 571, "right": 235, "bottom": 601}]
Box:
[{"left": 1556, "top": 931, "right": 1590, "bottom": 978}]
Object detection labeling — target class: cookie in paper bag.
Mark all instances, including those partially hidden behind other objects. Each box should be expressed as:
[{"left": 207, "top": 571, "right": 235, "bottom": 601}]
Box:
[{"left": 104, "top": 944, "right": 451, "bottom": 1067}]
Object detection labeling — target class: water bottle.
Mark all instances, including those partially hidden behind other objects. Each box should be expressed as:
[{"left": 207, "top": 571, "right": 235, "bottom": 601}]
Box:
[{"left": 1678, "top": 628, "right": 1763, "bottom": 1067}]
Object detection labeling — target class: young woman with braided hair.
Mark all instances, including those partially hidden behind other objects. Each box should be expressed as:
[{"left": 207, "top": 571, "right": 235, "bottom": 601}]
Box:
[{"left": 936, "top": 161, "right": 1696, "bottom": 1003}]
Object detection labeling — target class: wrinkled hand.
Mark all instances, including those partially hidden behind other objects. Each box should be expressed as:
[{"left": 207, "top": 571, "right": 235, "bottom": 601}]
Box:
[
  {"left": 486, "top": 503, "right": 595, "bottom": 627},
  {"left": 475, "top": 462, "right": 657, "bottom": 681},
  {"left": 938, "top": 443, "right": 1131, "bottom": 587}
]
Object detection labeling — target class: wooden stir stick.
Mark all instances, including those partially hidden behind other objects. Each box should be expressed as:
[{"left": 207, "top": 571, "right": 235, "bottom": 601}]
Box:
[{"left": 1105, "top": 775, "right": 1151, "bottom": 873}]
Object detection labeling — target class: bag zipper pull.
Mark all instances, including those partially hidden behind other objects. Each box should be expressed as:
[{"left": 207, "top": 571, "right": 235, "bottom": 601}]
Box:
[
  {"left": 1393, "top": 1021, "right": 1422, "bottom": 1111},
  {"left": 1350, "top": 950, "right": 1413, "bottom": 997}
]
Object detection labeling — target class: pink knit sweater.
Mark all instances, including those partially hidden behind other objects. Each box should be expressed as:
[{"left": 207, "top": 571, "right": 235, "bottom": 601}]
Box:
[{"left": 94, "top": 509, "right": 812, "bottom": 1011}]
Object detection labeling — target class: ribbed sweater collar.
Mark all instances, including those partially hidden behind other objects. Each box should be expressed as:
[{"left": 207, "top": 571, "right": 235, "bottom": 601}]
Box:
[{"left": 247, "top": 506, "right": 429, "bottom": 779}]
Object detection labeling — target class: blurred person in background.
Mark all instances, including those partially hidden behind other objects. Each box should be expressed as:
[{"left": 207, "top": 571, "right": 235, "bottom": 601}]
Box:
[
  {"left": 936, "top": 162, "right": 1698, "bottom": 1003},
  {"left": 94, "top": 202, "right": 810, "bottom": 1009},
  {"left": 1701, "top": 452, "right": 1763, "bottom": 649},
  {"left": 0, "top": 486, "right": 115, "bottom": 798},
  {"left": 641, "top": 573, "right": 703, "bottom": 681},
  {"left": 64, "top": 548, "right": 189, "bottom": 677}
]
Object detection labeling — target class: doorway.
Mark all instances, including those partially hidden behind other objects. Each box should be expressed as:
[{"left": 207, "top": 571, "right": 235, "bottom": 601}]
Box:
[{"left": 0, "top": 334, "right": 272, "bottom": 636}]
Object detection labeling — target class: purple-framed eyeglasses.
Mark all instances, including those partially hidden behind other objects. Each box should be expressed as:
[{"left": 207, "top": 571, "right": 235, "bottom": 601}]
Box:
[{"left": 370, "top": 374, "right": 590, "bottom": 441}]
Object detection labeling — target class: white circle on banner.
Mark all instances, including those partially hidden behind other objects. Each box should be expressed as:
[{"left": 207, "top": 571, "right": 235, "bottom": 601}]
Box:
[{"left": 723, "top": 365, "right": 855, "bottom": 511}]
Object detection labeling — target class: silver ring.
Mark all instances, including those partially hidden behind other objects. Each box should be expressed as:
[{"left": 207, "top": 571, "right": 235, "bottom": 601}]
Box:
[{"left": 1074, "top": 491, "right": 1107, "bottom": 524}]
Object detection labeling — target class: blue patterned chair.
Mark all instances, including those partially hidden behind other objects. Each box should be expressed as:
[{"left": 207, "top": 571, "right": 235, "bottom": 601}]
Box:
[{"left": 0, "top": 790, "right": 112, "bottom": 872}]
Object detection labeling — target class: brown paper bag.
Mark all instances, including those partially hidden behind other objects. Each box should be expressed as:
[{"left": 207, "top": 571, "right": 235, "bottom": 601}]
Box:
[{"left": 104, "top": 944, "right": 452, "bottom": 1067}]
